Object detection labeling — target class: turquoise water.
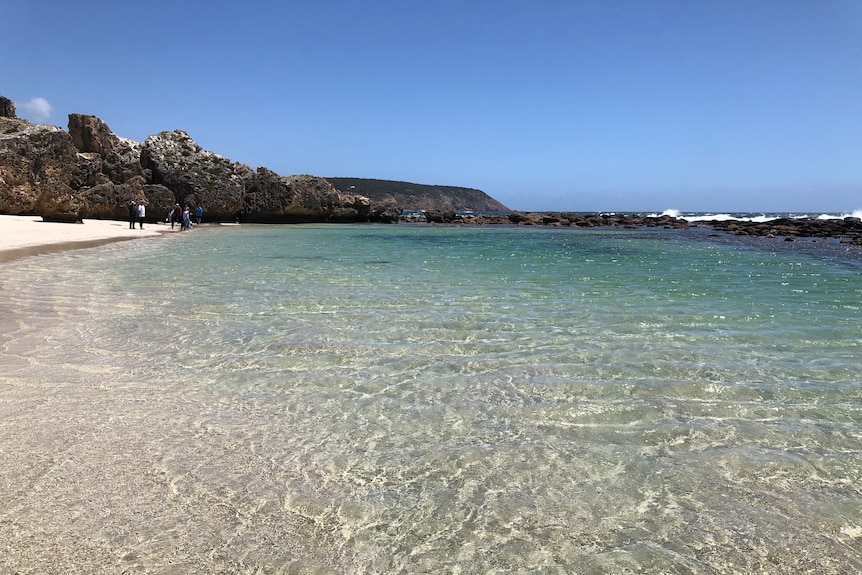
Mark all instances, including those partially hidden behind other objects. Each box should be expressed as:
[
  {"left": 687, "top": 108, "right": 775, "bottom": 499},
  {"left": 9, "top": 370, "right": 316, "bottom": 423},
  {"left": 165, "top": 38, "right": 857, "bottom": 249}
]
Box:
[{"left": 1, "top": 224, "right": 861, "bottom": 573}]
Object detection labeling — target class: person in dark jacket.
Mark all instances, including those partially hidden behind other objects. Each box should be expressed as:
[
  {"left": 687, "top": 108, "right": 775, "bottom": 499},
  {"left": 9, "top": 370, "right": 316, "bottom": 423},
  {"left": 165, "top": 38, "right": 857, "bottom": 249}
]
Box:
[{"left": 128, "top": 201, "right": 137, "bottom": 229}]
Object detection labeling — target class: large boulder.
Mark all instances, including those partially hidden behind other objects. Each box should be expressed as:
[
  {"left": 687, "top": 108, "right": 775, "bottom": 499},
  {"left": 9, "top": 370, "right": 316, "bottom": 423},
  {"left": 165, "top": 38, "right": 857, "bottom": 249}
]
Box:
[
  {"left": 0, "top": 97, "right": 15, "bottom": 118},
  {"left": 0, "top": 117, "right": 81, "bottom": 217},
  {"left": 0, "top": 114, "right": 151, "bottom": 220},
  {"left": 139, "top": 130, "right": 372, "bottom": 222},
  {"left": 140, "top": 129, "right": 250, "bottom": 219},
  {"left": 68, "top": 114, "right": 145, "bottom": 185},
  {"left": 240, "top": 169, "right": 370, "bottom": 223},
  {"left": 425, "top": 209, "right": 456, "bottom": 223}
]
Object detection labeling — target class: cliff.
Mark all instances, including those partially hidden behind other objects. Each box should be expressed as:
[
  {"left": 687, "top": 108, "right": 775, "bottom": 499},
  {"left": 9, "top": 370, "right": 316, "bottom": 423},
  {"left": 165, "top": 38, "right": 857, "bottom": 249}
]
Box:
[
  {"left": 0, "top": 98, "right": 371, "bottom": 223},
  {"left": 0, "top": 96, "right": 514, "bottom": 224},
  {"left": 325, "top": 178, "right": 509, "bottom": 213}
]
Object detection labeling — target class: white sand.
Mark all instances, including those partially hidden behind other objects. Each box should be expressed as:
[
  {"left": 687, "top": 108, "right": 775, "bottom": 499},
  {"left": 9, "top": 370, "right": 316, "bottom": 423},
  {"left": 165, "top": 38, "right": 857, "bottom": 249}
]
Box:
[{"left": 0, "top": 215, "right": 172, "bottom": 261}]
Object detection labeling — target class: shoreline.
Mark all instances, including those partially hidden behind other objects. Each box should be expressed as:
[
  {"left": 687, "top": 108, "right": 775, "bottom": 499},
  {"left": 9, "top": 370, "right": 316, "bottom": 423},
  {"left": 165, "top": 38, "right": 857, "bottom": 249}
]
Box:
[
  {"left": 0, "top": 215, "right": 180, "bottom": 262},
  {"left": 3, "top": 213, "right": 862, "bottom": 265}
]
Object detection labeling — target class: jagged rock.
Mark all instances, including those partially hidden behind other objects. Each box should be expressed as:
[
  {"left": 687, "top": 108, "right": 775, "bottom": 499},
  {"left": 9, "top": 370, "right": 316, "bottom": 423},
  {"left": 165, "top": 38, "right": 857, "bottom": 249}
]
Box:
[
  {"left": 508, "top": 211, "right": 541, "bottom": 225},
  {"left": 34, "top": 180, "right": 86, "bottom": 222},
  {"left": 142, "top": 183, "right": 176, "bottom": 219},
  {"left": 425, "top": 209, "right": 456, "bottom": 223},
  {"left": 68, "top": 114, "right": 144, "bottom": 185},
  {"left": 0, "top": 94, "right": 490, "bottom": 224},
  {"left": 0, "top": 117, "right": 81, "bottom": 216},
  {"left": 0, "top": 97, "right": 15, "bottom": 118},
  {"left": 240, "top": 171, "right": 370, "bottom": 223},
  {"left": 370, "top": 206, "right": 402, "bottom": 223},
  {"left": 137, "top": 130, "right": 372, "bottom": 222},
  {"left": 139, "top": 129, "right": 250, "bottom": 220},
  {"left": 705, "top": 217, "right": 858, "bottom": 239}
]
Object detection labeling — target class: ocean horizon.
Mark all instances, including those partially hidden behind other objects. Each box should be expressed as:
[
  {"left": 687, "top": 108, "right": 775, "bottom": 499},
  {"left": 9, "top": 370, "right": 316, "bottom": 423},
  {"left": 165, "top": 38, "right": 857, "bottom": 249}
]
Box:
[{"left": 1, "top": 223, "right": 860, "bottom": 573}]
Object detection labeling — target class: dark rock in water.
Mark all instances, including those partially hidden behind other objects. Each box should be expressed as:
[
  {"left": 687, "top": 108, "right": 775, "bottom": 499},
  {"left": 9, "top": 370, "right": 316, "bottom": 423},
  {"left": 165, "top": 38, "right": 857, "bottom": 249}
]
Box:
[
  {"left": 369, "top": 206, "right": 402, "bottom": 223},
  {"left": 435, "top": 210, "right": 860, "bottom": 246},
  {"left": 705, "top": 217, "right": 862, "bottom": 243},
  {"left": 507, "top": 212, "right": 538, "bottom": 225},
  {"left": 424, "top": 209, "right": 456, "bottom": 223}
]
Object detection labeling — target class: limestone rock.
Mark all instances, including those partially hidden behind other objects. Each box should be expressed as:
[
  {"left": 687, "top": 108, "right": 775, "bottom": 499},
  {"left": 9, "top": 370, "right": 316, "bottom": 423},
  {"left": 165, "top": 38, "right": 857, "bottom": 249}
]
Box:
[
  {"left": 424, "top": 209, "right": 457, "bottom": 223},
  {"left": 0, "top": 97, "right": 15, "bottom": 118},
  {"left": 0, "top": 93, "right": 481, "bottom": 224},
  {"left": 0, "top": 117, "right": 80, "bottom": 216},
  {"left": 370, "top": 206, "right": 402, "bottom": 223},
  {"left": 68, "top": 114, "right": 144, "bottom": 185},
  {"left": 241, "top": 170, "right": 370, "bottom": 223},
  {"left": 139, "top": 130, "right": 250, "bottom": 220}
]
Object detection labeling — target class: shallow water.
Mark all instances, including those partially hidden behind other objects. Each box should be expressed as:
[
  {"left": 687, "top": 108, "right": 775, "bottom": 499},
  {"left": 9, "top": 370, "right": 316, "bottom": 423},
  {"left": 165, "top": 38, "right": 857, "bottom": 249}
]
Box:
[{"left": 1, "top": 224, "right": 861, "bottom": 574}]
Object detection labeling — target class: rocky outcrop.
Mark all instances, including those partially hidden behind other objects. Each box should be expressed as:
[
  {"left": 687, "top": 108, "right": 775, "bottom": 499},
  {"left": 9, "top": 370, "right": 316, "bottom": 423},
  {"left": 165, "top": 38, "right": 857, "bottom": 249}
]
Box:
[
  {"left": 369, "top": 206, "right": 402, "bottom": 223},
  {"left": 0, "top": 98, "right": 376, "bottom": 223},
  {"left": 0, "top": 97, "right": 15, "bottom": 118},
  {"left": 139, "top": 129, "right": 250, "bottom": 221},
  {"left": 705, "top": 217, "right": 862, "bottom": 244},
  {"left": 436, "top": 211, "right": 862, "bottom": 244},
  {"left": 241, "top": 169, "right": 370, "bottom": 223},
  {"left": 69, "top": 114, "right": 145, "bottom": 185},
  {"left": 0, "top": 117, "right": 83, "bottom": 219},
  {"left": 424, "top": 209, "right": 457, "bottom": 223},
  {"left": 446, "top": 211, "right": 690, "bottom": 229}
]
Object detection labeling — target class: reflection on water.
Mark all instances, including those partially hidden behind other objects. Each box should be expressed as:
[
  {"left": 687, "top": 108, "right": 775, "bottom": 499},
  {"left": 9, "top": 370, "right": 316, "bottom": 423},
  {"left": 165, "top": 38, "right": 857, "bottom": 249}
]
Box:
[{"left": 1, "top": 224, "right": 861, "bottom": 573}]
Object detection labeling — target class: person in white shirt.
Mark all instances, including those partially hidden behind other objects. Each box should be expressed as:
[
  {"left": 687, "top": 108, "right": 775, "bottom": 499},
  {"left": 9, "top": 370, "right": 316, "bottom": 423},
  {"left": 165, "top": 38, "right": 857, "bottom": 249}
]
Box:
[{"left": 137, "top": 202, "right": 146, "bottom": 229}]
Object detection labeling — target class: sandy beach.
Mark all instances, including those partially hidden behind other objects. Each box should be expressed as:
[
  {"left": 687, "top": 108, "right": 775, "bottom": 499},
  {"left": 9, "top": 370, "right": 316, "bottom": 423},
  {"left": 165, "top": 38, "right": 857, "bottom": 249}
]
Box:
[{"left": 0, "top": 215, "right": 174, "bottom": 261}]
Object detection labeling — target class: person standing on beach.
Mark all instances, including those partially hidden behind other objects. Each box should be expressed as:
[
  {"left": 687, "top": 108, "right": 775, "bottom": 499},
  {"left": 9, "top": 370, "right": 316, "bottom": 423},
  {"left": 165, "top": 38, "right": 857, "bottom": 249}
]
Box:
[
  {"left": 195, "top": 204, "right": 203, "bottom": 225},
  {"left": 137, "top": 202, "right": 146, "bottom": 229},
  {"left": 171, "top": 203, "right": 181, "bottom": 229},
  {"left": 128, "top": 201, "right": 136, "bottom": 229},
  {"left": 182, "top": 205, "right": 191, "bottom": 230}
]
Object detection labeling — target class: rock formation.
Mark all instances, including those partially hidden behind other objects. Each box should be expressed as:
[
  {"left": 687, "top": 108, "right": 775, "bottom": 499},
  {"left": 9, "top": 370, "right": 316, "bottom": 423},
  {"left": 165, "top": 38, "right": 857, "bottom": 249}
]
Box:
[
  {"left": 240, "top": 168, "right": 370, "bottom": 223},
  {"left": 0, "top": 115, "right": 83, "bottom": 221},
  {"left": 0, "top": 97, "right": 373, "bottom": 223},
  {"left": 0, "top": 97, "right": 15, "bottom": 118},
  {"left": 444, "top": 211, "right": 862, "bottom": 244},
  {"left": 704, "top": 216, "right": 862, "bottom": 244}
]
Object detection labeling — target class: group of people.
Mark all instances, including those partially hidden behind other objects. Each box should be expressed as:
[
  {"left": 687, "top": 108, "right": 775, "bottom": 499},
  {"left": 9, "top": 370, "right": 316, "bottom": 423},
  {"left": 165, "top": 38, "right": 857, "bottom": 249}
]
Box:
[
  {"left": 128, "top": 201, "right": 203, "bottom": 230},
  {"left": 168, "top": 203, "right": 202, "bottom": 230}
]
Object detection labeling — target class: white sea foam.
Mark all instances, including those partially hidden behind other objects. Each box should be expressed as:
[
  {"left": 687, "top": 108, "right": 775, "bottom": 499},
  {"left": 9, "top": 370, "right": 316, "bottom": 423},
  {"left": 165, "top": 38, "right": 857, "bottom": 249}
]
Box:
[
  {"left": 653, "top": 209, "right": 861, "bottom": 223},
  {"left": 818, "top": 209, "right": 862, "bottom": 220}
]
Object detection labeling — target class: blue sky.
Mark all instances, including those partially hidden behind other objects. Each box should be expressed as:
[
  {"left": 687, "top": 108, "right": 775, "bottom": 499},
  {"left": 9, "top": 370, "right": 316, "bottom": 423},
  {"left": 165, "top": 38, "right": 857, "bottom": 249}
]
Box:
[{"left": 4, "top": 1, "right": 861, "bottom": 212}]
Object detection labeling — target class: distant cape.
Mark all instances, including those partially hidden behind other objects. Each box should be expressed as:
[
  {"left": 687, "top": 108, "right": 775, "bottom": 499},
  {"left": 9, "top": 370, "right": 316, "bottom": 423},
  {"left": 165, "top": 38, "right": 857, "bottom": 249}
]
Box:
[{"left": 325, "top": 178, "right": 509, "bottom": 213}]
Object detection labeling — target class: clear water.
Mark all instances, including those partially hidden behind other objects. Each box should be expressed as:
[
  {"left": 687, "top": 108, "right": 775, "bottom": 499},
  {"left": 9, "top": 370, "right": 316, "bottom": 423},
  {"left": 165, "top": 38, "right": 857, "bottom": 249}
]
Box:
[{"left": 1, "top": 224, "right": 861, "bottom": 574}]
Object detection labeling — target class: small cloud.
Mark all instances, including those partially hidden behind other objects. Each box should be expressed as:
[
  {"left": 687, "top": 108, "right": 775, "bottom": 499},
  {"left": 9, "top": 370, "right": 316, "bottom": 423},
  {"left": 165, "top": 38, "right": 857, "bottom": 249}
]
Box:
[{"left": 19, "top": 97, "right": 53, "bottom": 121}]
